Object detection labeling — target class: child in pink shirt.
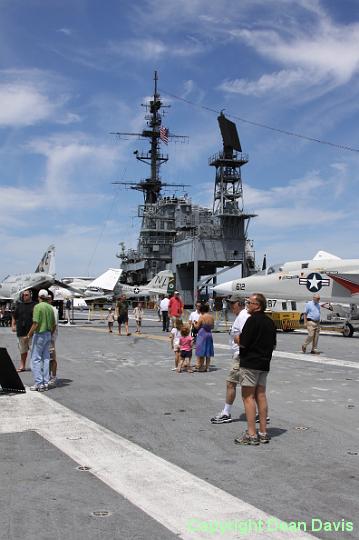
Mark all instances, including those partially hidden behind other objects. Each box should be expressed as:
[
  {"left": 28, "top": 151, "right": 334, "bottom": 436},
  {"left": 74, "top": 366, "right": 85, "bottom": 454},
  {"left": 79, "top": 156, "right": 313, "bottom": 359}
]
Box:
[{"left": 178, "top": 324, "right": 193, "bottom": 373}]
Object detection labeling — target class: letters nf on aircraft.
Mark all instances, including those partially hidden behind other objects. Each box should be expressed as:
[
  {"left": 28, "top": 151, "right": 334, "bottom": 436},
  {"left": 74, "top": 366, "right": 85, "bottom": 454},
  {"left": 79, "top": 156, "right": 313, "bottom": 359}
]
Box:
[{"left": 214, "top": 251, "right": 359, "bottom": 304}]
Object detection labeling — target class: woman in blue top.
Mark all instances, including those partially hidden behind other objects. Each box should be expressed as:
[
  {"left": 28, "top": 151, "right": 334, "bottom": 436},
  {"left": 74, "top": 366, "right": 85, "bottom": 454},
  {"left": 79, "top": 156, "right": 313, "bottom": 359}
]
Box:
[{"left": 194, "top": 304, "right": 214, "bottom": 372}]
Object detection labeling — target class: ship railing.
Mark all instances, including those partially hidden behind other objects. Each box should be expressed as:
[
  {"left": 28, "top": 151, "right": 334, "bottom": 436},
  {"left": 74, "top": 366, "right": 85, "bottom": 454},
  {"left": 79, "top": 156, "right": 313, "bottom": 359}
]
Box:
[
  {"left": 140, "top": 238, "right": 174, "bottom": 246},
  {"left": 116, "top": 249, "right": 142, "bottom": 261},
  {"left": 208, "top": 151, "right": 249, "bottom": 165},
  {"left": 175, "top": 229, "right": 223, "bottom": 242}
]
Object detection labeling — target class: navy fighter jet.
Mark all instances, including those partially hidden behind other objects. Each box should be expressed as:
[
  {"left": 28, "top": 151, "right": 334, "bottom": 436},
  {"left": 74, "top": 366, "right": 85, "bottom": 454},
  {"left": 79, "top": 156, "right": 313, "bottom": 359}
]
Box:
[
  {"left": 214, "top": 251, "right": 359, "bottom": 304},
  {"left": 0, "top": 245, "right": 63, "bottom": 302}
]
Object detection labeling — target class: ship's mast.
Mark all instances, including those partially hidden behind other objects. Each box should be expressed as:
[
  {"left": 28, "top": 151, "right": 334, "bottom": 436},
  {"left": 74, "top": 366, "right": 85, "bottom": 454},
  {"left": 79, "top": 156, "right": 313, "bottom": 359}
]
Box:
[
  {"left": 150, "top": 71, "right": 162, "bottom": 188},
  {"left": 112, "top": 72, "right": 189, "bottom": 283},
  {"left": 112, "top": 71, "right": 188, "bottom": 203}
]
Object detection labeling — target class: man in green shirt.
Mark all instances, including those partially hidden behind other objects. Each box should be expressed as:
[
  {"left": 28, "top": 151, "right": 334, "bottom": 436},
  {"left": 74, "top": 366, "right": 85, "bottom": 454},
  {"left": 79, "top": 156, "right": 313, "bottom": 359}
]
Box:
[{"left": 27, "top": 289, "right": 56, "bottom": 391}]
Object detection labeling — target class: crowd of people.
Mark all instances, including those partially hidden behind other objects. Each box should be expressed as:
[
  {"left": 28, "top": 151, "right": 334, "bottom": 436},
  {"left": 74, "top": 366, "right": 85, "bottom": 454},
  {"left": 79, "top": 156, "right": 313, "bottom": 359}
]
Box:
[
  {"left": 107, "top": 291, "right": 216, "bottom": 374},
  {"left": 10, "top": 288, "right": 327, "bottom": 447},
  {"left": 169, "top": 300, "right": 215, "bottom": 373}
]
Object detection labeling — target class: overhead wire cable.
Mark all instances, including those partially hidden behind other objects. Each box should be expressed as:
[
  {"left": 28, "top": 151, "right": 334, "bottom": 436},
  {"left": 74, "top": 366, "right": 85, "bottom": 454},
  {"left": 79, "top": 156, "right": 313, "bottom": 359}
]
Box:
[
  {"left": 160, "top": 88, "right": 359, "bottom": 154},
  {"left": 86, "top": 167, "right": 127, "bottom": 276}
]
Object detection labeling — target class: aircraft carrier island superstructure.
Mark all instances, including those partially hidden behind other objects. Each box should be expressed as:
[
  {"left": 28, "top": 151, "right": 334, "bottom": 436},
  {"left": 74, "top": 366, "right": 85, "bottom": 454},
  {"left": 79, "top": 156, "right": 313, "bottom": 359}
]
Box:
[{"left": 114, "top": 72, "right": 257, "bottom": 305}]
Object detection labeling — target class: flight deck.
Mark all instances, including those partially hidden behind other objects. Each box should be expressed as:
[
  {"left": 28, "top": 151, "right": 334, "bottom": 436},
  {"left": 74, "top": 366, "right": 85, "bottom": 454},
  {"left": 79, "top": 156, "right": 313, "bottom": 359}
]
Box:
[{"left": 1, "top": 311, "right": 358, "bottom": 540}]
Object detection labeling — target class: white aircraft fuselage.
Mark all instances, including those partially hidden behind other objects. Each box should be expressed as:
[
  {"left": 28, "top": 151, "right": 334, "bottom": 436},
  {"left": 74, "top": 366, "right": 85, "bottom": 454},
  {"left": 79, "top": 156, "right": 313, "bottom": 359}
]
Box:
[
  {"left": 214, "top": 254, "right": 359, "bottom": 304},
  {"left": 0, "top": 272, "right": 55, "bottom": 301}
]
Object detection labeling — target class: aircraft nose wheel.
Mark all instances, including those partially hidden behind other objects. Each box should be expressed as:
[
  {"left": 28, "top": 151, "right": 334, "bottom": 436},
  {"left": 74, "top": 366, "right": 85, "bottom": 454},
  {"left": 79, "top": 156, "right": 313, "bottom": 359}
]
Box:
[{"left": 343, "top": 323, "right": 354, "bottom": 337}]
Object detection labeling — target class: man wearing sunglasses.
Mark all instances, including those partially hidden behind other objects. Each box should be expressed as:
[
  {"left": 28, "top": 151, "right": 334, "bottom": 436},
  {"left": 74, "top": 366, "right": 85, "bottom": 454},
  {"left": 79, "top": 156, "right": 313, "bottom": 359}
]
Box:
[
  {"left": 11, "top": 290, "right": 36, "bottom": 372},
  {"left": 234, "top": 293, "right": 276, "bottom": 446}
]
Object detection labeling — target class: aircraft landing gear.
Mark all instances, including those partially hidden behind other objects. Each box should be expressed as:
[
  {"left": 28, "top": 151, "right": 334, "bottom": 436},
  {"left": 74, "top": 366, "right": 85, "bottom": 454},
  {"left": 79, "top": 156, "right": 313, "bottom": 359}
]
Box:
[{"left": 343, "top": 323, "right": 354, "bottom": 338}]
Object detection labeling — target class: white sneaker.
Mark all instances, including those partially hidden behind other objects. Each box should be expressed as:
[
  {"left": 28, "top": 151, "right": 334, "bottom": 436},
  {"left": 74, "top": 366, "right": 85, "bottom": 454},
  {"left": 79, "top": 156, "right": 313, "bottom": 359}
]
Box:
[
  {"left": 211, "top": 412, "right": 232, "bottom": 424},
  {"left": 48, "top": 378, "right": 57, "bottom": 387}
]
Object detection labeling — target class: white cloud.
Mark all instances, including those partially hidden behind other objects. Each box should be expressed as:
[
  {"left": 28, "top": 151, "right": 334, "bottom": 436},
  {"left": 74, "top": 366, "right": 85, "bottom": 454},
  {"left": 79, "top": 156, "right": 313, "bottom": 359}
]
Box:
[
  {"left": 57, "top": 28, "right": 72, "bottom": 36},
  {"left": 0, "top": 228, "right": 124, "bottom": 277},
  {"left": 241, "top": 166, "right": 352, "bottom": 233},
  {"left": 57, "top": 112, "right": 81, "bottom": 124},
  {"left": 108, "top": 36, "right": 205, "bottom": 61},
  {"left": 26, "top": 133, "right": 120, "bottom": 204},
  {"left": 182, "top": 79, "right": 206, "bottom": 103},
  {"left": 0, "top": 187, "right": 45, "bottom": 229},
  {"left": 255, "top": 206, "right": 343, "bottom": 228},
  {"left": 233, "top": 24, "right": 359, "bottom": 83},
  {"left": 244, "top": 172, "right": 326, "bottom": 209},
  {"left": 0, "top": 83, "right": 55, "bottom": 126},
  {"left": 0, "top": 133, "right": 124, "bottom": 235},
  {"left": 225, "top": 17, "right": 359, "bottom": 98},
  {"left": 130, "top": 0, "right": 245, "bottom": 33},
  {"left": 0, "top": 69, "right": 79, "bottom": 127},
  {"left": 219, "top": 68, "right": 327, "bottom": 97}
]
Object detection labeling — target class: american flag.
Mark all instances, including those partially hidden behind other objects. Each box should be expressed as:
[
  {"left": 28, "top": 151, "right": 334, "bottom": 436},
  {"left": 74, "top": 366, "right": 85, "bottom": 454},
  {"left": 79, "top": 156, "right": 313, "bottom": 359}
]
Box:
[{"left": 159, "top": 126, "right": 169, "bottom": 145}]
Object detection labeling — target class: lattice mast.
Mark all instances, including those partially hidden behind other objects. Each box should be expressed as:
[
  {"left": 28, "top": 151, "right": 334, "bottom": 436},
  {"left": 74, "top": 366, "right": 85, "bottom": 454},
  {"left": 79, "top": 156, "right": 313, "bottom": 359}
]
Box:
[
  {"left": 209, "top": 113, "right": 257, "bottom": 275},
  {"left": 210, "top": 112, "right": 248, "bottom": 216}
]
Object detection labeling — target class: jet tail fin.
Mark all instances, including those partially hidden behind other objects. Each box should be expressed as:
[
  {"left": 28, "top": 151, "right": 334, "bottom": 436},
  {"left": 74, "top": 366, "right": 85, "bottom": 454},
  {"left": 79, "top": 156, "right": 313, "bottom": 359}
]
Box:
[
  {"left": 313, "top": 251, "right": 341, "bottom": 261},
  {"left": 262, "top": 254, "right": 267, "bottom": 271},
  {"left": 146, "top": 270, "right": 175, "bottom": 294},
  {"left": 35, "top": 245, "right": 56, "bottom": 275},
  {"left": 88, "top": 268, "right": 123, "bottom": 292}
]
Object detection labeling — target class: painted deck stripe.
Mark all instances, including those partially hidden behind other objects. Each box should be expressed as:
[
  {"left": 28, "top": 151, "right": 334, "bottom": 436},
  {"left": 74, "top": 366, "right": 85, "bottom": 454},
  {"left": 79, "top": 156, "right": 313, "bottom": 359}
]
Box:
[
  {"left": 74, "top": 325, "right": 359, "bottom": 369},
  {"left": 213, "top": 344, "right": 359, "bottom": 370},
  {"left": 1, "top": 390, "right": 316, "bottom": 540}
]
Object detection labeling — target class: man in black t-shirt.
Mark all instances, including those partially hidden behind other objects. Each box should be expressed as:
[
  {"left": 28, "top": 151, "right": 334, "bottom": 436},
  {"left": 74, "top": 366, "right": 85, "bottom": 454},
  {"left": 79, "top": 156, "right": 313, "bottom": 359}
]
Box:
[
  {"left": 11, "top": 290, "right": 36, "bottom": 372},
  {"left": 234, "top": 293, "right": 276, "bottom": 446}
]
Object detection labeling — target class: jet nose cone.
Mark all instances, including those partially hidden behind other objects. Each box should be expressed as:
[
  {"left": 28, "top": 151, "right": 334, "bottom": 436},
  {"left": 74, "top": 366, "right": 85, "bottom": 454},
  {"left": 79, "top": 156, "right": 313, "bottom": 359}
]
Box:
[{"left": 213, "top": 281, "right": 233, "bottom": 296}]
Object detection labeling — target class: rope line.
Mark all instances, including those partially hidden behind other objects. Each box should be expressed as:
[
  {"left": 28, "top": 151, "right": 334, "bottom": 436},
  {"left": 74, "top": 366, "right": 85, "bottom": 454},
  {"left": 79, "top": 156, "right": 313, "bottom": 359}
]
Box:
[{"left": 160, "top": 88, "right": 359, "bottom": 154}]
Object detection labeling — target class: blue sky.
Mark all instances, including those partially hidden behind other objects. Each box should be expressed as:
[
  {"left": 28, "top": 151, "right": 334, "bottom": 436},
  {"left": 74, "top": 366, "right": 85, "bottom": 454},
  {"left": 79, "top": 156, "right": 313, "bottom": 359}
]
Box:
[{"left": 0, "top": 0, "right": 358, "bottom": 278}]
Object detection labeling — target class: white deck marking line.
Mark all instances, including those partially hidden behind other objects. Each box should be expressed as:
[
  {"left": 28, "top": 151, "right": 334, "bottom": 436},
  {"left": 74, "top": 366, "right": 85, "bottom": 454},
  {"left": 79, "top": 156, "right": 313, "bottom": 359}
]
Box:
[
  {"left": 1, "top": 391, "right": 316, "bottom": 540},
  {"left": 75, "top": 326, "right": 359, "bottom": 369},
  {"left": 213, "top": 343, "right": 359, "bottom": 370},
  {"left": 72, "top": 326, "right": 358, "bottom": 369}
]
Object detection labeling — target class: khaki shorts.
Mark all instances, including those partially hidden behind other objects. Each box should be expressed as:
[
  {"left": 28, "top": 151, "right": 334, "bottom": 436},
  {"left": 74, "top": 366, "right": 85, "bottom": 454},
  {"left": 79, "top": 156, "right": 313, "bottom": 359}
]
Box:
[
  {"left": 18, "top": 336, "right": 32, "bottom": 354},
  {"left": 171, "top": 316, "right": 182, "bottom": 326},
  {"left": 226, "top": 354, "right": 241, "bottom": 384},
  {"left": 239, "top": 367, "right": 268, "bottom": 387}
]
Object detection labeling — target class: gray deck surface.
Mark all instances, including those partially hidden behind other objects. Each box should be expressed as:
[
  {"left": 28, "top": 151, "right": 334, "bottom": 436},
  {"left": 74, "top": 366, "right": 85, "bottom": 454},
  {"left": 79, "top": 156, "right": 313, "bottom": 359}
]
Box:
[{"left": 1, "top": 310, "right": 358, "bottom": 540}]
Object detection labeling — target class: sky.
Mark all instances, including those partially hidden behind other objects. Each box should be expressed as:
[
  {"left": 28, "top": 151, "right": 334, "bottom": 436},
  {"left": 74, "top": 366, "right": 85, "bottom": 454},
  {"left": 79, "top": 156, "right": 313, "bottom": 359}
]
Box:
[{"left": 0, "top": 0, "right": 358, "bottom": 279}]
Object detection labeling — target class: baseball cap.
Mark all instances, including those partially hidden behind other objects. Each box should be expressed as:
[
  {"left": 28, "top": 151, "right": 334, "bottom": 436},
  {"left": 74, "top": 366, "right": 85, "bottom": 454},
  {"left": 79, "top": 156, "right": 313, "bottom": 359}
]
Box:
[
  {"left": 38, "top": 289, "right": 49, "bottom": 298},
  {"left": 228, "top": 296, "right": 246, "bottom": 305}
]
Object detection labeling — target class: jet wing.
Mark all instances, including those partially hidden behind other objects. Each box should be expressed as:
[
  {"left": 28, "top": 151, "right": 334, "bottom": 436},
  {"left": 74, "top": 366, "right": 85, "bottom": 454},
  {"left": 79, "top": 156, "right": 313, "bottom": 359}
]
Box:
[
  {"left": 0, "top": 294, "right": 12, "bottom": 301},
  {"left": 52, "top": 279, "right": 84, "bottom": 295},
  {"left": 327, "top": 273, "right": 359, "bottom": 296},
  {"left": 84, "top": 294, "right": 113, "bottom": 303}
]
